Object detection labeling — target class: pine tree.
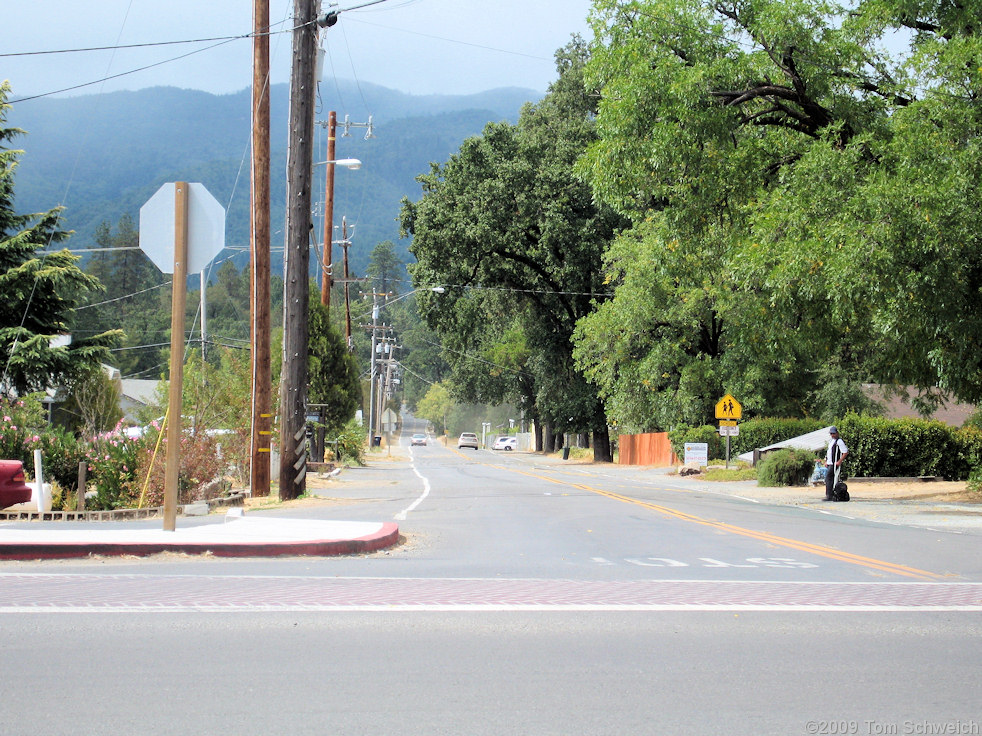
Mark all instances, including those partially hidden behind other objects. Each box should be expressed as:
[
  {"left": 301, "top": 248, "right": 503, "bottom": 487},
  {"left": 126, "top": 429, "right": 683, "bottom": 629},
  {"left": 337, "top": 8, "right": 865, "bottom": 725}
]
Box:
[{"left": 0, "top": 84, "right": 120, "bottom": 396}]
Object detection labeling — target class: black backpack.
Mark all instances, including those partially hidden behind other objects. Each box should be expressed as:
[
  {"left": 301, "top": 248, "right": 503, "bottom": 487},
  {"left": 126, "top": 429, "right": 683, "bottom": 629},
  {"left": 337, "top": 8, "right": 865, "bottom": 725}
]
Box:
[{"left": 831, "top": 441, "right": 849, "bottom": 502}]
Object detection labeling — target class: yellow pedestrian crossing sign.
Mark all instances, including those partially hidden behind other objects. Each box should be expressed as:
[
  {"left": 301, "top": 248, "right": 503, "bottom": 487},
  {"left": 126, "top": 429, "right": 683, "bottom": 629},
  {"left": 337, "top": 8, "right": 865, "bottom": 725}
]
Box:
[{"left": 715, "top": 394, "right": 742, "bottom": 420}]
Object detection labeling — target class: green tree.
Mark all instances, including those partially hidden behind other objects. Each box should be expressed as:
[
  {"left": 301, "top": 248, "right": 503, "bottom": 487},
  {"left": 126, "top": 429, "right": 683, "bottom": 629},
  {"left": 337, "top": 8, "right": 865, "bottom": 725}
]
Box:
[
  {"left": 0, "top": 84, "right": 120, "bottom": 396},
  {"left": 76, "top": 215, "right": 168, "bottom": 376},
  {"left": 366, "top": 240, "right": 404, "bottom": 297},
  {"left": 308, "top": 299, "right": 362, "bottom": 434},
  {"left": 416, "top": 381, "right": 455, "bottom": 436},
  {"left": 401, "top": 39, "right": 624, "bottom": 459},
  {"left": 575, "top": 0, "right": 982, "bottom": 427}
]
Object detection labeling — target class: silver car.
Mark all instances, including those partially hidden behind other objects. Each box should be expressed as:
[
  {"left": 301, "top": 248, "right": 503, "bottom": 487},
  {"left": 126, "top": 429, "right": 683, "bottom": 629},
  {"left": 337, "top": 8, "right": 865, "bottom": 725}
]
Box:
[{"left": 457, "top": 432, "right": 479, "bottom": 450}]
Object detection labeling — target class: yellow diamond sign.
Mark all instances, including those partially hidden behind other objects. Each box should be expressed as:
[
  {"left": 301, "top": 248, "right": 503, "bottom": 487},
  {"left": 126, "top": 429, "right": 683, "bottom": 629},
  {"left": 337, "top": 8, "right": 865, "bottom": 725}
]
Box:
[{"left": 715, "top": 394, "right": 742, "bottom": 420}]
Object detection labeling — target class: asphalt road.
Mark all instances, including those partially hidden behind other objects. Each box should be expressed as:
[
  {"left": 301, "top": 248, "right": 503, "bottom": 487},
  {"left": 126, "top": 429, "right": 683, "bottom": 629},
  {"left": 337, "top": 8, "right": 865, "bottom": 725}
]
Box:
[{"left": 2, "top": 421, "right": 980, "bottom": 735}]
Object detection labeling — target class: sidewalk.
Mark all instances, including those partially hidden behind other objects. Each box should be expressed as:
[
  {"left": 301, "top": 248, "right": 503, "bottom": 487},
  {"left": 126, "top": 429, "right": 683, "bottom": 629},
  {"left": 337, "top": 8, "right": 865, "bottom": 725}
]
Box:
[{"left": 0, "top": 514, "right": 399, "bottom": 561}]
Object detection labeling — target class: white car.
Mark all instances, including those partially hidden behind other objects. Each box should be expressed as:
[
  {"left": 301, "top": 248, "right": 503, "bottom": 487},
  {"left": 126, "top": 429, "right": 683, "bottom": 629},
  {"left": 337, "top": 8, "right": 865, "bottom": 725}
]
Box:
[
  {"left": 457, "top": 432, "right": 479, "bottom": 450},
  {"left": 410, "top": 433, "right": 427, "bottom": 446},
  {"left": 492, "top": 436, "right": 518, "bottom": 451}
]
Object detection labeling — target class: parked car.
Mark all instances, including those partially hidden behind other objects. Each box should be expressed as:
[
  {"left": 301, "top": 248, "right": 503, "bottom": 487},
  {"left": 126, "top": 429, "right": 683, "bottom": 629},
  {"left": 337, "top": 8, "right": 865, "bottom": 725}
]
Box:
[
  {"left": 457, "top": 432, "right": 479, "bottom": 450},
  {"left": 492, "top": 436, "right": 518, "bottom": 451},
  {"left": 411, "top": 433, "right": 427, "bottom": 446},
  {"left": 0, "top": 460, "right": 33, "bottom": 509}
]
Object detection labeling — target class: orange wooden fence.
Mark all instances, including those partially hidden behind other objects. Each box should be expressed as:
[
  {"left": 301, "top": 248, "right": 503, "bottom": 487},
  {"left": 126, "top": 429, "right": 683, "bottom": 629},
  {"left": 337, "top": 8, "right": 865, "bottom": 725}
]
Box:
[{"left": 618, "top": 432, "right": 679, "bottom": 466}]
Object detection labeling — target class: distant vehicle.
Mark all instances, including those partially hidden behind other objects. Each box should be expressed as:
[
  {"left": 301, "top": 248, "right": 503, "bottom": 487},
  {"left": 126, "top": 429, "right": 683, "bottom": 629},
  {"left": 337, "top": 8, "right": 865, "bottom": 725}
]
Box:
[
  {"left": 411, "top": 433, "right": 427, "bottom": 446},
  {"left": 492, "top": 436, "right": 518, "bottom": 451},
  {"left": 0, "top": 460, "right": 33, "bottom": 509},
  {"left": 457, "top": 432, "right": 479, "bottom": 450}
]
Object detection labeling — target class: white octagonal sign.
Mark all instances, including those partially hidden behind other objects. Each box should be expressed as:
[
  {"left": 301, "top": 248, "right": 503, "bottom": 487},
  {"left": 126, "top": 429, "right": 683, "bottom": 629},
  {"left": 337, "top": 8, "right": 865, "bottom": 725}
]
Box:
[{"left": 139, "top": 182, "right": 225, "bottom": 274}]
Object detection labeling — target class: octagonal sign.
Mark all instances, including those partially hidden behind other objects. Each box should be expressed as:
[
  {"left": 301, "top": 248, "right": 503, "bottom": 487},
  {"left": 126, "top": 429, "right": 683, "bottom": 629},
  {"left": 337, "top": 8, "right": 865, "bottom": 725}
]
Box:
[{"left": 139, "top": 182, "right": 225, "bottom": 274}]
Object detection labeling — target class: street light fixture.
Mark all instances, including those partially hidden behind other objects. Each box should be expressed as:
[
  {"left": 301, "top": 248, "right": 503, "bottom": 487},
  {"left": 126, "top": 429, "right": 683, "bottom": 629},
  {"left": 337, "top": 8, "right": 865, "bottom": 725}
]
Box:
[{"left": 315, "top": 157, "right": 362, "bottom": 169}]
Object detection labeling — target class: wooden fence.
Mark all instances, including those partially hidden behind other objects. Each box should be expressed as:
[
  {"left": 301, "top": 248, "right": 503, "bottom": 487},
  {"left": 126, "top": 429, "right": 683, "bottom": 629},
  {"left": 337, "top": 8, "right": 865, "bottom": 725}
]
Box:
[{"left": 618, "top": 432, "right": 679, "bottom": 466}]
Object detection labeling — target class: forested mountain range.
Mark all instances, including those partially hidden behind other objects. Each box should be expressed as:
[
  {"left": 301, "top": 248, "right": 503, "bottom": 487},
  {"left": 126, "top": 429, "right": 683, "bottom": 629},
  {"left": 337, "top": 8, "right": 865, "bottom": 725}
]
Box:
[{"left": 8, "top": 80, "right": 539, "bottom": 278}]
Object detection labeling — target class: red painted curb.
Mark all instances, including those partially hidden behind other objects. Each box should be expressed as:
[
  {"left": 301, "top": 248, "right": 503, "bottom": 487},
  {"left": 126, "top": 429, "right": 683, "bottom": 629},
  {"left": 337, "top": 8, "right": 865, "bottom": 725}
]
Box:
[{"left": 0, "top": 522, "right": 400, "bottom": 561}]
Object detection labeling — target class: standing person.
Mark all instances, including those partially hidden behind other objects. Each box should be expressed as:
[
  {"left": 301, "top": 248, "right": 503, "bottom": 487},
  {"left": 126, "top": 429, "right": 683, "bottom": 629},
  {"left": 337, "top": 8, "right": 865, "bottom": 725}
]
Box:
[{"left": 825, "top": 426, "right": 848, "bottom": 501}]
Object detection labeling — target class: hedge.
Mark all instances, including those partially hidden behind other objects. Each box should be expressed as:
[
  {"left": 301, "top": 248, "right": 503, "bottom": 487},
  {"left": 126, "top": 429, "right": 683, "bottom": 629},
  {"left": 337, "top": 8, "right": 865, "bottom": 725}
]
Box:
[{"left": 669, "top": 414, "right": 982, "bottom": 480}]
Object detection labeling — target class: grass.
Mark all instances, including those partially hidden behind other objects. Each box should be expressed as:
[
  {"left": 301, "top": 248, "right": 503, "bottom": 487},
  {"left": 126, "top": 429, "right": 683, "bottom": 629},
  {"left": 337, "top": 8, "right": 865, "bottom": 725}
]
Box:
[{"left": 701, "top": 465, "right": 757, "bottom": 482}]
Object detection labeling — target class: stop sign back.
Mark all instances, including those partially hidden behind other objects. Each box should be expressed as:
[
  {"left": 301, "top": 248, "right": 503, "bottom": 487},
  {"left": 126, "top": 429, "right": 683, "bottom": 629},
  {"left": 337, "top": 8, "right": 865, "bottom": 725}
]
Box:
[{"left": 139, "top": 182, "right": 225, "bottom": 274}]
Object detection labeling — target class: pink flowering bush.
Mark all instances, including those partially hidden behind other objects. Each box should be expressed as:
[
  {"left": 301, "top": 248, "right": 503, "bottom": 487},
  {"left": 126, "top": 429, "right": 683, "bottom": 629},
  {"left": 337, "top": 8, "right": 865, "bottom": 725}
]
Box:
[{"left": 85, "top": 423, "right": 145, "bottom": 509}]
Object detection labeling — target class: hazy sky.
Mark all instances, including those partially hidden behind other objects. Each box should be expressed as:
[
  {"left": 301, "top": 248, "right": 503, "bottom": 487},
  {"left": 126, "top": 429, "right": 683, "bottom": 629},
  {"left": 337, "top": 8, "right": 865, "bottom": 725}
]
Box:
[{"left": 4, "top": 0, "right": 594, "bottom": 104}]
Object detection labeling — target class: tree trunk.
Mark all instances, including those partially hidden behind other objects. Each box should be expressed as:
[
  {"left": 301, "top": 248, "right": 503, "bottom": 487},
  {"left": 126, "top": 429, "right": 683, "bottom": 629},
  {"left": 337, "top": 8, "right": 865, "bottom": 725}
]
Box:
[
  {"left": 533, "top": 421, "right": 543, "bottom": 452},
  {"left": 543, "top": 421, "right": 556, "bottom": 453},
  {"left": 592, "top": 425, "right": 613, "bottom": 463}
]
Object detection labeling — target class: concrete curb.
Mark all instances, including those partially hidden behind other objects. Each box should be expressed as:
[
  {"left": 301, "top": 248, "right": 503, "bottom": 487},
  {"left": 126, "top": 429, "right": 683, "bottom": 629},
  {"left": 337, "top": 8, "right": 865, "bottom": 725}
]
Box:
[{"left": 0, "top": 519, "right": 400, "bottom": 561}]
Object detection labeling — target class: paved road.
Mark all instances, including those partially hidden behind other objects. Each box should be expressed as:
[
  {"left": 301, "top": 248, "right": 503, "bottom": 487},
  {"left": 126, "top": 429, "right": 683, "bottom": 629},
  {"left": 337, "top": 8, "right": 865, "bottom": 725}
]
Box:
[{"left": 2, "top": 423, "right": 980, "bottom": 735}]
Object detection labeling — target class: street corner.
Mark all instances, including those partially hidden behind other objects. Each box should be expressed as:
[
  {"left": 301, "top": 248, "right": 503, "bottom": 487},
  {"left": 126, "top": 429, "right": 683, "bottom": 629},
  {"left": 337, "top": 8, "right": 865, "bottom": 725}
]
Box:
[{"left": 0, "top": 517, "right": 400, "bottom": 561}]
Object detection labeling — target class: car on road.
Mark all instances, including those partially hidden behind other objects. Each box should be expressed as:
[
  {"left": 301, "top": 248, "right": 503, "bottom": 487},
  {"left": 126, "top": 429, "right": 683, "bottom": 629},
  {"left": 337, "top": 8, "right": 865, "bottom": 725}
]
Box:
[
  {"left": 411, "top": 433, "right": 427, "bottom": 446},
  {"left": 0, "top": 460, "right": 33, "bottom": 509},
  {"left": 457, "top": 432, "right": 479, "bottom": 450},
  {"left": 492, "top": 436, "right": 518, "bottom": 451}
]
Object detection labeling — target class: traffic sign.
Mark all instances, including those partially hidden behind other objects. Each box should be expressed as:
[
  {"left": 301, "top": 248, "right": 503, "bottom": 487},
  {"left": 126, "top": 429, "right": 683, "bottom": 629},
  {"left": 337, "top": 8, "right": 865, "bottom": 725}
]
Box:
[
  {"left": 715, "top": 394, "right": 742, "bottom": 420},
  {"left": 719, "top": 420, "right": 737, "bottom": 427},
  {"left": 139, "top": 182, "right": 225, "bottom": 274},
  {"left": 718, "top": 425, "right": 739, "bottom": 436}
]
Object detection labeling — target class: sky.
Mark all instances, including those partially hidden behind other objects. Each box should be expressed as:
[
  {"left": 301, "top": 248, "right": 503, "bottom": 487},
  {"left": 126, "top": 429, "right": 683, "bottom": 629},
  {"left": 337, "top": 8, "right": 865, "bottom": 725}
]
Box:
[{"left": 3, "top": 0, "right": 595, "bottom": 105}]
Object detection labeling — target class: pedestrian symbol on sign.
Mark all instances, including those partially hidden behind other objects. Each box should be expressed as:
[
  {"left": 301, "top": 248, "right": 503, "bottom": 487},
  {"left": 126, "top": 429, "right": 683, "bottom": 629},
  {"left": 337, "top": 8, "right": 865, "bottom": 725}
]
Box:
[{"left": 715, "top": 394, "right": 742, "bottom": 420}]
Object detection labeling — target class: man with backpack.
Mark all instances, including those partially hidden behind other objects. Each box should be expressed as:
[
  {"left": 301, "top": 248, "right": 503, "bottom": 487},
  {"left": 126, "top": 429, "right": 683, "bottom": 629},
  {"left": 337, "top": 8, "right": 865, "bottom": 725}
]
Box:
[{"left": 825, "top": 426, "right": 848, "bottom": 501}]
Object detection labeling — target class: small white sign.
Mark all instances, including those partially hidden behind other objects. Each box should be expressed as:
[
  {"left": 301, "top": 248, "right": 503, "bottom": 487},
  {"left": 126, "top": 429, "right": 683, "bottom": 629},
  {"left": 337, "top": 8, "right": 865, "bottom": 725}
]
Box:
[
  {"left": 684, "top": 442, "right": 709, "bottom": 467},
  {"left": 718, "top": 426, "right": 740, "bottom": 436}
]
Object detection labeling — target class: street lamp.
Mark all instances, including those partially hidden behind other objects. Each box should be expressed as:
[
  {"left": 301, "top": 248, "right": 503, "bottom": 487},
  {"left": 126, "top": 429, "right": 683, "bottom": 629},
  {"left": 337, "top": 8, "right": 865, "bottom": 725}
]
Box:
[
  {"left": 315, "top": 135, "right": 363, "bottom": 309},
  {"left": 314, "top": 157, "right": 362, "bottom": 169}
]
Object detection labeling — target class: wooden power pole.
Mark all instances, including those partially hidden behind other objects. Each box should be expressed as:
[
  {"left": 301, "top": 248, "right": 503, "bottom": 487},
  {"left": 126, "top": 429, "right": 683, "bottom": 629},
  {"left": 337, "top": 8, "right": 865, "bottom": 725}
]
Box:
[
  {"left": 320, "top": 111, "right": 337, "bottom": 309},
  {"left": 250, "top": 0, "right": 272, "bottom": 497},
  {"left": 278, "top": 0, "right": 320, "bottom": 500}
]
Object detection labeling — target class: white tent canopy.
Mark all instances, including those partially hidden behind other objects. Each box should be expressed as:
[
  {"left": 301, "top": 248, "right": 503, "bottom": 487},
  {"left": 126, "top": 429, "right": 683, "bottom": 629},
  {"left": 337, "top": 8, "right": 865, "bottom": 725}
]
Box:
[{"left": 738, "top": 426, "right": 834, "bottom": 464}]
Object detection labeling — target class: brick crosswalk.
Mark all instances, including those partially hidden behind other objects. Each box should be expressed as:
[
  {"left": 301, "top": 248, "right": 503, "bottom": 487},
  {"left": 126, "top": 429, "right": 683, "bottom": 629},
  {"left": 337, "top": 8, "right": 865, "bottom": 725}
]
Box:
[{"left": 2, "top": 574, "right": 981, "bottom": 611}]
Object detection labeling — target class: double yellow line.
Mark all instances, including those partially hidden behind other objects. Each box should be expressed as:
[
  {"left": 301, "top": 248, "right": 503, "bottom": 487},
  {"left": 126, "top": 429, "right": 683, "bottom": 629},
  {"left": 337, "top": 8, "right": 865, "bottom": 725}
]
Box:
[{"left": 505, "top": 465, "right": 944, "bottom": 581}]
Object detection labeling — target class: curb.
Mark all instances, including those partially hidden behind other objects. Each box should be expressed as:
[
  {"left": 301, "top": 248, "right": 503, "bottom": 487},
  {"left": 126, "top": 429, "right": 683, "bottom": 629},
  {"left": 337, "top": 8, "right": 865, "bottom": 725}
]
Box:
[{"left": 0, "top": 521, "right": 401, "bottom": 561}]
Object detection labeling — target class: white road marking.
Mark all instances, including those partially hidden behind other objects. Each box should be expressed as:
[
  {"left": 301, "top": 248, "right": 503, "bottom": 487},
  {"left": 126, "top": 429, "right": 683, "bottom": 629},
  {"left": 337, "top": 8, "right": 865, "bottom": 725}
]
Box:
[{"left": 395, "top": 461, "right": 431, "bottom": 521}]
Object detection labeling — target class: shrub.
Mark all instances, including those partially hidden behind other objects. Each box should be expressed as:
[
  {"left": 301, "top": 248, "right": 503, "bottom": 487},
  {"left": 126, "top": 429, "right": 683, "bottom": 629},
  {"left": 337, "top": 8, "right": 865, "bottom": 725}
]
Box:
[
  {"left": 757, "top": 449, "right": 815, "bottom": 487},
  {"left": 332, "top": 418, "right": 365, "bottom": 465},
  {"left": 133, "top": 428, "right": 226, "bottom": 507},
  {"left": 838, "top": 414, "right": 967, "bottom": 480},
  {"left": 85, "top": 425, "right": 145, "bottom": 509},
  {"left": 669, "top": 425, "right": 722, "bottom": 461}
]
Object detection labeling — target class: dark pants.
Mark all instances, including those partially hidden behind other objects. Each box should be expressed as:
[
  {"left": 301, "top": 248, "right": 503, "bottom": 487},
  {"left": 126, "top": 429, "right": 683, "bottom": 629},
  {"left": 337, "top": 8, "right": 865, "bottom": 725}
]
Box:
[{"left": 825, "top": 466, "right": 835, "bottom": 499}]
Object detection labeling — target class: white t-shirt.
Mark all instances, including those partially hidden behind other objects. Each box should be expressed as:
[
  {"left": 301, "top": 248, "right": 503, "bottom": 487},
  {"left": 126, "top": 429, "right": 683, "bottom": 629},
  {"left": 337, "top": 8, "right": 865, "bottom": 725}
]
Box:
[{"left": 826, "top": 437, "right": 848, "bottom": 465}]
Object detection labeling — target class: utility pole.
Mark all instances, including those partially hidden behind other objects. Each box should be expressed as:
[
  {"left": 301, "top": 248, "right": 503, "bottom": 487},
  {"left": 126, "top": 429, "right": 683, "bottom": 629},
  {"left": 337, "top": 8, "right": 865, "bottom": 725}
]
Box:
[
  {"left": 278, "top": 0, "right": 320, "bottom": 501},
  {"left": 341, "top": 217, "right": 353, "bottom": 346},
  {"left": 315, "top": 113, "right": 373, "bottom": 312},
  {"left": 250, "top": 0, "right": 272, "bottom": 497},
  {"left": 319, "top": 110, "right": 336, "bottom": 309}
]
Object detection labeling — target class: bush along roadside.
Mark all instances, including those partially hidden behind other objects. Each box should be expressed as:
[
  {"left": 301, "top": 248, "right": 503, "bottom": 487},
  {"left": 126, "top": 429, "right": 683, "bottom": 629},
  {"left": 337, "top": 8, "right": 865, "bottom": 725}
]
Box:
[
  {"left": 670, "top": 414, "right": 982, "bottom": 482},
  {"left": 757, "top": 449, "right": 815, "bottom": 487}
]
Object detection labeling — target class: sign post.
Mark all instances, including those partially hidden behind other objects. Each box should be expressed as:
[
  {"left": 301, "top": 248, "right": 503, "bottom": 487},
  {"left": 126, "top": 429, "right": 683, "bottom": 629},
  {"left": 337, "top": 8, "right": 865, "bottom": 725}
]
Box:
[
  {"left": 140, "top": 182, "right": 225, "bottom": 531},
  {"left": 715, "top": 394, "right": 743, "bottom": 469}
]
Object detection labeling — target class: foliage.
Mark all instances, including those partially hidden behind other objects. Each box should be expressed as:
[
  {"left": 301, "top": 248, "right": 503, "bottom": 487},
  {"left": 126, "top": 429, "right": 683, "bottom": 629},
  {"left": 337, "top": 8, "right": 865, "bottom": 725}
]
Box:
[
  {"left": 416, "top": 382, "right": 455, "bottom": 436},
  {"left": 401, "top": 39, "right": 625, "bottom": 459},
  {"left": 575, "top": 0, "right": 982, "bottom": 428},
  {"left": 669, "top": 417, "right": 825, "bottom": 459},
  {"left": 0, "top": 395, "right": 44, "bottom": 466},
  {"left": 57, "top": 366, "right": 123, "bottom": 435},
  {"left": 757, "top": 449, "right": 815, "bottom": 487},
  {"left": 132, "top": 426, "right": 226, "bottom": 507},
  {"left": 668, "top": 425, "right": 724, "bottom": 462},
  {"left": 834, "top": 414, "right": 982, "bottom": 481},
  {"left": 27, "top": 425, "right": 85, "bottom": 494},
  {"left": 331, "top": 417, "right": 366, "bottom": 465},
  {"left": 0, "top": 84, "right": 120, "bottom": 396},
  {"left": 308, "top": 299, "right": 362, "bottom": 435},
  {"left": 703, "top": 466, "right": 757, "bottom": 482},
  {"left": 84, "top": 424, "right": 144, "bottom": 510}
]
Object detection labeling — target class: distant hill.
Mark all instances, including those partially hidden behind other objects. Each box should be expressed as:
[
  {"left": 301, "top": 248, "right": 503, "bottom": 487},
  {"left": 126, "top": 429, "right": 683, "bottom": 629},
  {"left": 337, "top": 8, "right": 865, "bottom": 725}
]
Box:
[{"left": 7, "top": 81, "right": 540, "bottom": 277}]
